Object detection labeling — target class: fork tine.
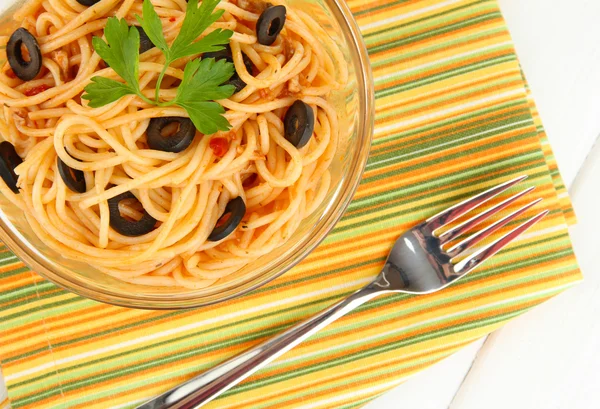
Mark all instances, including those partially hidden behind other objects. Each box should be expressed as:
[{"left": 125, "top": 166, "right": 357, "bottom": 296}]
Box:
[
  {"left": 453, "top": 210, "right": 549, "bottom": 275},
  {"left": 446, "top": 198, "right": 542, "bottom": 258},
  {"left": 438, "top": 186, "right": 535, "bottom": 245},
  {"left": 426, "top": 175, "right": 528, "bottom": 231}
]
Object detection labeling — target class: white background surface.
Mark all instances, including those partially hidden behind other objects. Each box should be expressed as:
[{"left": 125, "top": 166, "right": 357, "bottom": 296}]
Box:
[{"left": 1, "top": 0, "right": 600, "bottom": 407}]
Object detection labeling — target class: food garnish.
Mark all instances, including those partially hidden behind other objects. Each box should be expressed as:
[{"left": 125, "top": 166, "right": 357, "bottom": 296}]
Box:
[
  {"left": 0, "top": 142, "right": 22, "bottom": 194},
  {"left": 256, "top": 5, "right": 286, "bottom": 46},
  {"left": 284, "top": 100, "right": 315, "bottom": 148},
  {"left": 83, "top": 0, "right": 236, "bottom": 135},
  {"left": 6, "top": 28, "right": 42, "bottom": 81},
  {"left": 208, "top": 196, "right": 246, "bottom": 241},
  {"left": 108, "top": 192, "right": 157, "bottom": 237}
]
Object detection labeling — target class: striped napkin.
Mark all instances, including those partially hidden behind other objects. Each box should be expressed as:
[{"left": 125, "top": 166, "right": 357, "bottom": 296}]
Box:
[{"left": 0, "top": 0, "right": 582, "bottom": 408}]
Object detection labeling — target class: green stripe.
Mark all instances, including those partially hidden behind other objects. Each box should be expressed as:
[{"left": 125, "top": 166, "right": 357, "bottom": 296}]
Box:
[
  {"left": 353, "top": 0, "right": 414, "bottom": 17},
  {"left": 367, "top": 129, "right": 538, "bottom": 177},
  {"left": 370, "top": 26, "right": 508, "bottom": 71},
  {"left": 252, "top": 348, "right": 453, "bottom": 409},
  {"left": 0, "top": 265, "right": 30, "bottom": 278},
  {"left": 335, "top": 153, "right": 544, "bottom": 236},
  {"left": 12, "top": 305, "right": 535, "bottom": 408},
  {"left": 0, "top": 296, "right": 91, "bottom": 327},
  {"left": 371, "top": 99, "right": 530, "bottom": 146},
  {"left": 371, "top": 75, "right": 526, "bottom": 125},
  {"left": 361, "top": 0, "right": 489, "bottom": 34},
  {"left": 5, "top": 290, "right": 342, "bottom": 370},
  {"left": 219, "top": 307, "right": 532, "bottom": 398},
  {"left": 10, "top": 294, "right": 352, "bottom": 398},
  {"left": 368, "top": 114, "right": 532, "bottom": 167},
  {"left": 0, "top": 1, "right": 581, "bottom": 408},
  {"left": 375, "top": 54, "right": 517, "bottom": 99},
  {"left": 2, "top": 258, "right": 385, "bottom": 364},
  {"left": 11, "top": 253, "right": 572, "bottom": 395},
  {"left": 368, "top": 11, "right": 503, "bottom": 55},
  {"left": 341, "top": 160, "right": 542, "bottom": 226},
  {"left": 0, "top": 281, "right": 59, "bottom": 304},
  {"left": 0, "top": 256, "right": 21, "bottom": 268}
]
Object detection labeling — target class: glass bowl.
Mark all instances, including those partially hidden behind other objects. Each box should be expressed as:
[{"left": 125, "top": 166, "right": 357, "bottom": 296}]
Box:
[{"left": 0, "top": 0, "right": 374, "bottom": 309}]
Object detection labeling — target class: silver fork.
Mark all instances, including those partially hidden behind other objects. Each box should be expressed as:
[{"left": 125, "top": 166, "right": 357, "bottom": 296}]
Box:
[{"left": 137, "top": 175, "right": 547, "bottom": 409}]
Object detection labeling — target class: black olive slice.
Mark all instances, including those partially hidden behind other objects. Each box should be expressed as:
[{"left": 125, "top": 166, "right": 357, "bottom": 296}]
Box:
[
  {"left": 256, "top": 5, "right": 286, "bottom": 46},
  {"left": 202, "top": 48, "right": 232, "bottom": 62},
  {"left": 203, "top": 47, "right": 253, "bottom": 74},
  {"left": 6, "top": 28, "right": 42, "bottom": 81},
  {"left": 228, "top": 64, "right": 251, "bottom": 93},
  {"left": 208, "top": 196, "right": 246, "bottom": 242},
  {"left": 0, "top": 142, "right": 22, "bottom": 194},
  {"left": 204, "top": 45, "right": 253, "bottom": 93},
  {"left": 146, "top": 117, "right": 196, "bottom": 153},
  {"left": 76, "top": 0, "right": 101, "bottom": 6},
  {"left": 284, "top": 100, "right": 315, "bottom": 148},
  {"left": 57, "top": 156, "right": 86, "bottom": 193},
  {"left": 108, "top": 191, "right": 157, "bottom": 237},
  {"left": 135, "top": 26, "right": 155, "bottom": 54}
]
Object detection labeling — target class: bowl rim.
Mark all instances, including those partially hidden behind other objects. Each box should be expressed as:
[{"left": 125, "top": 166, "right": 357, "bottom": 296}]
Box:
[{"left": 0, "top": 0, "right": 375, "bottom": 309}]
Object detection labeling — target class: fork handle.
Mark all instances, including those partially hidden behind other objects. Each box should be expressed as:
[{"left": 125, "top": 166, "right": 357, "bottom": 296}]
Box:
[{"left": 135, "top": 279, "right": 388, "bottom": 409}]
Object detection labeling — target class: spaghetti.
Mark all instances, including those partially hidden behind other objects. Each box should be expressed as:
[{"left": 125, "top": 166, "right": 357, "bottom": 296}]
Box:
[{"left": 0, "top": 0, "right": 347, "bottom": 288}]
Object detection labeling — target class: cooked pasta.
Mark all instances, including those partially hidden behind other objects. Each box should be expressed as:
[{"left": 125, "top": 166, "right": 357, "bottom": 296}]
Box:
[{"left": 0, "top": 0, "right": 347, "bottom": 288}]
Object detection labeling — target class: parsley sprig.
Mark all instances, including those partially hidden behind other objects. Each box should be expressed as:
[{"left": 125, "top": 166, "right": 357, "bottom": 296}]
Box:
[{"left": 82, "top": 0, "right": 235, "bottom": 135}]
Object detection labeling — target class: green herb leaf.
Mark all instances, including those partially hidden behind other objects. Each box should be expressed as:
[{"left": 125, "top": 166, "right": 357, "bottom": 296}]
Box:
[
  {"left": 173, "top": 58, "right": 236, "bottom": 134},
  {"left": 170, "top": 0, "right": 232, "bottom": 61},
  {"left": 171, "top": 27, "right": 233, "bottom": 59},
  {"left": 136, "top": 0, "right": 169, "bottom": 56},
  {"left": 91, "top": 18, "right": 141, "bottom": 93},
  {"left": 84, "top": 0, "right": 235, "bottom": 135},
  {"left": 177, "top": 101, "right": 232, "bottom": 135},
  {"left": 177, "top": 58, "right": 236, "bottom": 101},
  {"left": 82, "top": 77, "right": 137, "bottom": 108}
]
